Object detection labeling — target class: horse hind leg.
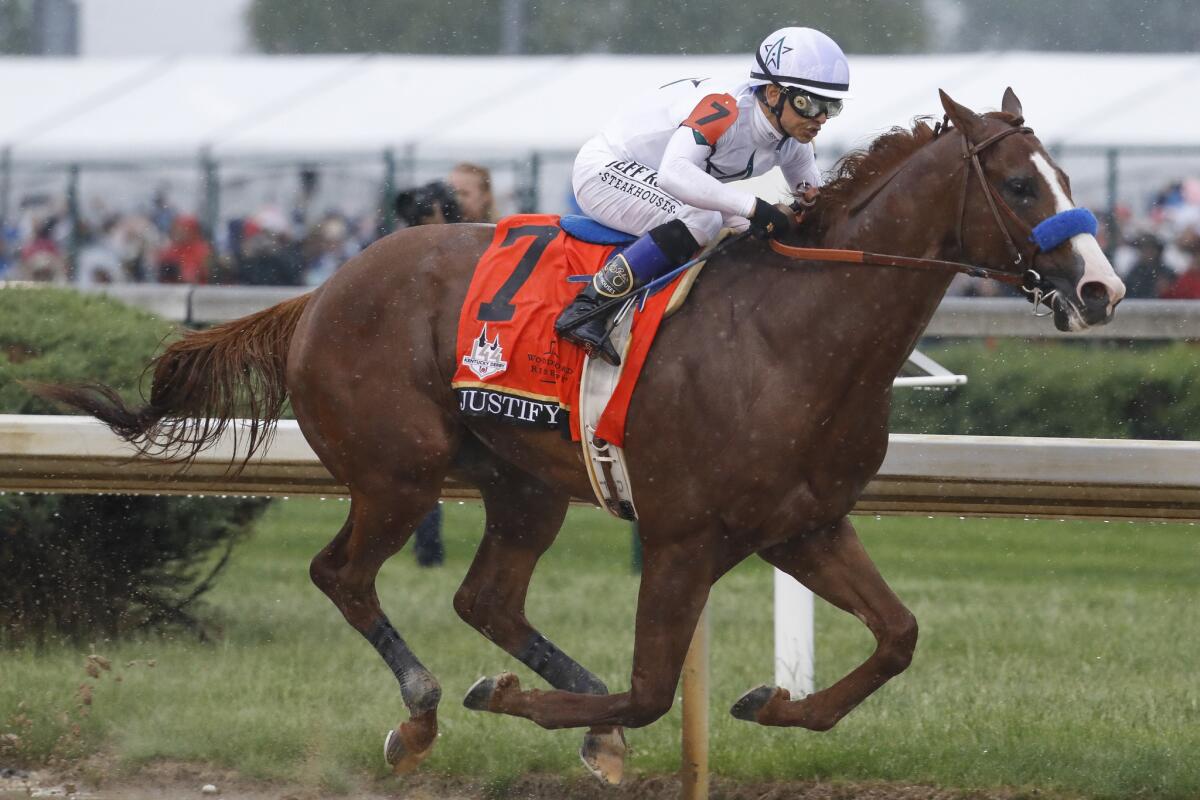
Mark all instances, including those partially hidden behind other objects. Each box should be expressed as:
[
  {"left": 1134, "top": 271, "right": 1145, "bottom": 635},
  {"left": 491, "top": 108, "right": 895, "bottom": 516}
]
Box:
[
  {"left": 732, "top": 517, "right": 918, "bottom": 731},
  {"left": 309, "top": 483, "right": 447, "bottom": 774},
  {"left": 453, "top": 460, "right": 628, "bottom": 784}
]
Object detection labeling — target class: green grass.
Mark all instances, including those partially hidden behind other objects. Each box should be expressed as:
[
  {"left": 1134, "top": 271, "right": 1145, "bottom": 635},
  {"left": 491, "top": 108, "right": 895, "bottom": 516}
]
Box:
[{"left": 2, "top": 500, "right": 1197, "bottom": 798}]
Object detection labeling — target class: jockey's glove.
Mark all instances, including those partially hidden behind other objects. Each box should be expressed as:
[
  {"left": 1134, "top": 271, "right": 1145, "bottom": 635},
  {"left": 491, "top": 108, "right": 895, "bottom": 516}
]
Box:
[{"left": 749, "top": 198, "right": 793, "bottom": 240}]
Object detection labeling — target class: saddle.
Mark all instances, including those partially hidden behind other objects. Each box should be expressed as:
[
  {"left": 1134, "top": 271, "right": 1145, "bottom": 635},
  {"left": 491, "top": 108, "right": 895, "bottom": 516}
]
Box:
[{"left": 450, "top": 213, "right": 717, "bottom": 520}]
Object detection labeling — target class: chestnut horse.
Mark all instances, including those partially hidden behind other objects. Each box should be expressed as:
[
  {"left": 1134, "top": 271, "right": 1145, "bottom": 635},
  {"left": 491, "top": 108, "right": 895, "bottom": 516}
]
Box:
[{"left": 38, "top": 90, "right": 1124, "bottom": 782}]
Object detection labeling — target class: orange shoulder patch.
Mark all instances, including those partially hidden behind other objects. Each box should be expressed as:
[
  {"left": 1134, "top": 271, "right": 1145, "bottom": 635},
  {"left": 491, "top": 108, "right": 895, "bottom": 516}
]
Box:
[{"left": 680, "top": 94, "right": 739, "bottom": 147}]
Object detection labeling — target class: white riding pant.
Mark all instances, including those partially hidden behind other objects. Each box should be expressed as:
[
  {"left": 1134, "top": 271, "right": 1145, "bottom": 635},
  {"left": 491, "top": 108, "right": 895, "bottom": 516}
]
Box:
[{"left": 572, "top": 138, "right": 745, "bottom": 246}]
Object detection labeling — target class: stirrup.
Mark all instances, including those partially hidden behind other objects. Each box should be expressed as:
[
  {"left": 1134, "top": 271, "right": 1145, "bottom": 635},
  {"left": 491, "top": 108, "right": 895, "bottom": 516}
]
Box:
[
  {"left": 586, "top": 337, "right": 621, "bottom": 367},
  {"left": 560, "top": 323, "right": 621, "bottom": 366}
]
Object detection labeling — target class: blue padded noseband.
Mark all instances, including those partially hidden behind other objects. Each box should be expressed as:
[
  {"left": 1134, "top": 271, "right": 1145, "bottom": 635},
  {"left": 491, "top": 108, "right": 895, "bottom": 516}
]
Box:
[{"left": 1030, "top": 207, "right": 1097, "bottom": 252}]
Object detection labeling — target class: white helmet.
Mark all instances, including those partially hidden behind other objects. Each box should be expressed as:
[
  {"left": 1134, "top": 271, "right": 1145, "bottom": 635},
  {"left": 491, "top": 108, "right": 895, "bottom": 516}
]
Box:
[{"left": 750, "top": 27, "right": 851, "bottom": 100}]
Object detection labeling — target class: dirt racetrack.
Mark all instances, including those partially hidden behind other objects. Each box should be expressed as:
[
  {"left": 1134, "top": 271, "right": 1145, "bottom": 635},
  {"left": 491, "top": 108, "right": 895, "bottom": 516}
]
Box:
[{"left": 0, "top": 761, "right": 1064, "bottom": 800}]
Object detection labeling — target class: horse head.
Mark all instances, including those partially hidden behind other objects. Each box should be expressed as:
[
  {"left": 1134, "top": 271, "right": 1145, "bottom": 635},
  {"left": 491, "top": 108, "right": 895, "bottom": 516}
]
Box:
[{"left": 938, "top": 88, "right": 1125, "bottom": 330}]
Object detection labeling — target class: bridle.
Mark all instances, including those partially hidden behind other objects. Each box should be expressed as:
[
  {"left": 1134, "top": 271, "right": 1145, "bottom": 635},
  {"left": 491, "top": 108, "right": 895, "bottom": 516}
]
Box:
[
  {"left": 948, "top": 115, "right": 1060, "bottom": 314},
  {"left": 770, "top": 113, "right": 1064, "bottom": 315},
  {"left": 951, "top": 115, "right": 1035, "bottom": 266}
]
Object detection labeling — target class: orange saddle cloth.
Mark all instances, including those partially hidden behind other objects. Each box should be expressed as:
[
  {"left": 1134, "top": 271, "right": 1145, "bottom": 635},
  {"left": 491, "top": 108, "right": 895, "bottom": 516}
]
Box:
[{"left": 450, "top": 213, "right": 684, "bottom": 443}]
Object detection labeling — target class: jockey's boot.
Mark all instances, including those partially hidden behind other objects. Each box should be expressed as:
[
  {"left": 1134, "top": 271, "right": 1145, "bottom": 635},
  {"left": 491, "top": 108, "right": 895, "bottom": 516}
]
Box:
[
  {"left": 555, "top": 220, "right": 699, "bottom": 366},
  {"left": 554, "top": 255, "right": 635, "bottom": 366}
]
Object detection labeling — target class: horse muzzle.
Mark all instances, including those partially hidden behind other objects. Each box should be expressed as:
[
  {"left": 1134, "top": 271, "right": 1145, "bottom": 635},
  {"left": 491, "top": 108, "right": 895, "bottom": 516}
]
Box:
[{"left": 1050, "top": 279, "right": 1123, "bottom": 332}]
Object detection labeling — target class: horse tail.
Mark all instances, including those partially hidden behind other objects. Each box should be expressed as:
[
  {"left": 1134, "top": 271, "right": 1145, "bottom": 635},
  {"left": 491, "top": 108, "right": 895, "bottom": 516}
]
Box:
[{"left": 32, "top": 292, "right": 313, "bottom": 466}]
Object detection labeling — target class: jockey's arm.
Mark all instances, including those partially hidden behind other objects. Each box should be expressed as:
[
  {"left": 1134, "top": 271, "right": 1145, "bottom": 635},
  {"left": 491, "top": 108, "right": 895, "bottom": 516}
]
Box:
[{"left": 657, "top": 126, "right": 758, "bottom": 220}]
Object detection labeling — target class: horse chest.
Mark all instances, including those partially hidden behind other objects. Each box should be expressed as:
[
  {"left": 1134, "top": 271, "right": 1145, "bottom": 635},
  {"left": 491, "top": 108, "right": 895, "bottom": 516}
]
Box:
[{"left": 770, "top": 409, "right": 890, "bottom": 526}]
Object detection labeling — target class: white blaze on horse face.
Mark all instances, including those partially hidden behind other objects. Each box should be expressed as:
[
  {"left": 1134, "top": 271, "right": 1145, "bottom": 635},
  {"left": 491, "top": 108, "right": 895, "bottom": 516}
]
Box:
[{"left": 1030, "top": 152, "right": 1126, "bottom": 313}]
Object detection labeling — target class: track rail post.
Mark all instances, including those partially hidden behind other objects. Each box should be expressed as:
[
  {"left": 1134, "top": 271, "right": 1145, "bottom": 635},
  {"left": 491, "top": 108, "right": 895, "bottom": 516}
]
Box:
[{"left": 680, "top": 602, "right": 710, "bottom": 800}]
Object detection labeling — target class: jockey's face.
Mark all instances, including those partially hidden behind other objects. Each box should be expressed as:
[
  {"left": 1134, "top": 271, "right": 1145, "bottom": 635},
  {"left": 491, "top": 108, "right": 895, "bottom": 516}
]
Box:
[{"left": 762, "top": 85, "right": 831, "bottom": 144}]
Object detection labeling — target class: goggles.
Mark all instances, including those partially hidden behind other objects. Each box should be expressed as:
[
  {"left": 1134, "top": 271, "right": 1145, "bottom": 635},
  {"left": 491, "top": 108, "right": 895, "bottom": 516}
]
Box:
[{"left": 784, "top": 89, "right": 843, "bottom": 119}]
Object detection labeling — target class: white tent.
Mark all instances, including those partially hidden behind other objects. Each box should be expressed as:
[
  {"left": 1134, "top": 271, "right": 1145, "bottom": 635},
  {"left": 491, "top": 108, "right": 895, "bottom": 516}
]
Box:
[
  {"left": 13, "top": 56, "right": 368, "bottom": 161},
  {"left": 1, "top": 53, "right": 1197, "bottom": 219},
  {"left": 1, "top": 52, "right": 1197, "bottom": 163},
  {"left": 0, "top": 56, "right": 159, "bottom": 148}
]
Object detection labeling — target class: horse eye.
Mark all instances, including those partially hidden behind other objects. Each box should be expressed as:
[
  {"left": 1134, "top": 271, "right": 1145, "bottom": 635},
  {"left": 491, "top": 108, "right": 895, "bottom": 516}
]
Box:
[{"left": 1005, "top": 177, "right": 1036, "bottom": 198}]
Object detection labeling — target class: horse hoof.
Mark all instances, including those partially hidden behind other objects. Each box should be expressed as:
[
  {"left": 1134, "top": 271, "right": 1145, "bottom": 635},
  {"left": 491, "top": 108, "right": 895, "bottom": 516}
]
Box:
[
  {"left": 730, "top": 684, "right": 779, "bottom": 722},
  {"left": 462, "top": 676, "right": 495, "bottom": 711},
  {"left": 463, "top": 672, "right": 519, "bottom": 712},
  {"left": 383, "top": 725, "right": 433, "bottom": 775},
  {"left": 579, "top": 727, "right": 627, "bottom": 786}
]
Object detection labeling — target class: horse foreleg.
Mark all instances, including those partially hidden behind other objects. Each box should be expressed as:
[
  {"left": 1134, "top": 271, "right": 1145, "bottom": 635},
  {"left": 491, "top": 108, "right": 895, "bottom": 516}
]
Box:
[
  {"left": 467, "top": 539, "right": 711, "bottom": 731},
  {"left": 454, "top": 465, "right": 626, "bottom": 784},
  {"left": 734, "top": 517, "right": 918, "bottom": 730},
  {"left": 310, "top": 490, "right": 444, "bottom": 773}
]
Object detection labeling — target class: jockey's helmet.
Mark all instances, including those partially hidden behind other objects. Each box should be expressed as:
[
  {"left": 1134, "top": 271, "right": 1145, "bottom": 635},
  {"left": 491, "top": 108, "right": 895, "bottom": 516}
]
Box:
[{"left": 750, "top": 27, "right": 851, "bottom": 100}]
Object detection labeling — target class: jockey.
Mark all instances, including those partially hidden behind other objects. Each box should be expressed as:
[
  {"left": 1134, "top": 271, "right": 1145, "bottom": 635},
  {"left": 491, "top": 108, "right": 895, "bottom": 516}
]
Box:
[{"left": 556, "top": 26, "right": 850, "bottom": 365}]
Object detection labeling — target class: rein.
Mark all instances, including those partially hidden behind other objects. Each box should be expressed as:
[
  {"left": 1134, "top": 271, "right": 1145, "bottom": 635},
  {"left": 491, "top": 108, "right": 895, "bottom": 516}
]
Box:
[{"left": 766, "top": 241, "right": 1024, "bottom": 285}]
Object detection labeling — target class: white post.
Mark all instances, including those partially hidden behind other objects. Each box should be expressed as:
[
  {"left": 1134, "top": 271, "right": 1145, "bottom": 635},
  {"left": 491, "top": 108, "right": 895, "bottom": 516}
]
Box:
[
  {"left": 680, "top": 603, "right": 709, "bottom": 800},
  {"left": 773, "top": 569, "right": 814, "bottom": 695}
]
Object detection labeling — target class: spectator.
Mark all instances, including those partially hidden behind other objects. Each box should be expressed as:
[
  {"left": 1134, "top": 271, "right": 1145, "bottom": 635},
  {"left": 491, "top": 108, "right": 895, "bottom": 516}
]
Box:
[
  {"left": 1161, "top": 229, "right": 1200, "bottom": 300},
  {"left": 0, "top": 224, "right": 17, "bottom": 280},
  {"left": 149, "top": 185, "right": 177, "bottom": 236},
  {"left": 394, "top": 180, "right": 461, "bottom": 227},
  {"left": 1122, "top": 233, "right": 1171, "bottom": 299},
  {"left": 15, "top": 219, "right": 67, "bottom": 283},
  {"left": 236, "top": 211, "right": 302, "bottom": 286},
  {"left": 302, "top": 214, "right": 358, "bottom": 286},
  {"left": 157, "top": 215, "right": 212, "bottom": 284},
  {"left": 413, "top": 505, "right": 445, "bottom": 568},
  {"left": 447, "top": 162, "right": 496, "bottom": 223},
  {"left": 76, "top": 218, "right": 126, "bottom": 287},
  {"left": 292, "top": 166, "right": 320, "bottom": 234},
  {"left": 110, "top": 214, "right": 161, "bottom": 282}
]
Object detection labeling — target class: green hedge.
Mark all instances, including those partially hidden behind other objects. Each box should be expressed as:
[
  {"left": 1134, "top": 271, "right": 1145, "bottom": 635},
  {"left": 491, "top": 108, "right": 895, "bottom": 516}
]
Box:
[
  {"left": 0, "top": 288, "right": 170, "bottom": 414},
  {"left": 891, "top": 340, "right": 1200, "bottom": 440},
  {"left": 0, "top": 287, "right": 269, "bottom": 648}
]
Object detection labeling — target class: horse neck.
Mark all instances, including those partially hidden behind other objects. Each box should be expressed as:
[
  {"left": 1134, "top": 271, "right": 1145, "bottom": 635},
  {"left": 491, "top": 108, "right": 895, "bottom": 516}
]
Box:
[{"left": 807, "top": 139, "right": 964, "bottom": 367}]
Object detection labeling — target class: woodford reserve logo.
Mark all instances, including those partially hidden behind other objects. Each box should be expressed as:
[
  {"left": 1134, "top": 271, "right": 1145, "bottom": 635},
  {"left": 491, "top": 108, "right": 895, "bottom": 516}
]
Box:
[{"left": 461, "top": 323, "right": 508, "bottom": 380}]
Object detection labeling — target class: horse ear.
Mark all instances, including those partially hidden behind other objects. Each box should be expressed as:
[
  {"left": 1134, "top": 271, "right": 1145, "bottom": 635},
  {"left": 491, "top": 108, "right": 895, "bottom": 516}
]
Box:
[
  {"left": 938, "top": 89, "right": 986, "bottom": 141},
  {"left": 1001, "top": 87, "right": 1023, "bottom": 120}
]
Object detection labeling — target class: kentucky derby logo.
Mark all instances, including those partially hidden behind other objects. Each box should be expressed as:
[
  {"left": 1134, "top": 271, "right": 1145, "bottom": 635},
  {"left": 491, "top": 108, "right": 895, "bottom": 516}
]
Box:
[
  {"left": 762, "top": 37, "right": 792, "bottom": 71},
  {"left": 462, "top": 323, "right": 508, "bottom": 380}
]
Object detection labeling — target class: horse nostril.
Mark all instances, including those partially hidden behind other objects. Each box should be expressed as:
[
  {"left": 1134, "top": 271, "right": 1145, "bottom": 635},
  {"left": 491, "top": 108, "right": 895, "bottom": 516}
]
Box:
[{"left": 1079, "top": 281, "right": 1110, "bottom": 308}]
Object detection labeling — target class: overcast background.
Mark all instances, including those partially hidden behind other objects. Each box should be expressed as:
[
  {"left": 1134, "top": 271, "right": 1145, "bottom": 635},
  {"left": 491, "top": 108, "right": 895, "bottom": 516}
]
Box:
[
  {"left": 5, "top": 0, "right": 1198, "bottom": 57},
  {"left": 79, "top": 0, "right": 251, "bottom": 56}
]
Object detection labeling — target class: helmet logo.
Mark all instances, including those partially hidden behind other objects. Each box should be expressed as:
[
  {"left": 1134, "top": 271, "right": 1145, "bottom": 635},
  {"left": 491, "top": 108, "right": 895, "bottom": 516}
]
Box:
[{"left": 762, "top": 37, "right": 793, "bottom": 71}]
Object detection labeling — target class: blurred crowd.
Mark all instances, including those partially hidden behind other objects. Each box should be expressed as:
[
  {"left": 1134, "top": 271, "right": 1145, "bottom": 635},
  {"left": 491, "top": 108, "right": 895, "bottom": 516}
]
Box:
[
  {"left": 5, "top": 169, "right": 1200, "bottom": 300},
  {"left": 1110, "top": 178, "right": 1200, "bottom": 299},
  {"left": 0, "top": 162, "right": 497, "bottom": 288}
]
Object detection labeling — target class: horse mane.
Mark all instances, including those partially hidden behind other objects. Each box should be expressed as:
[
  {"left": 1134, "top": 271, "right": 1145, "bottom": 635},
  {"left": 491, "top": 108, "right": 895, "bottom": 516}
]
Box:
[
  {"left": 795, "top": 117, "right": 939, "bottom": 242},
  {"left": 795, "top": 111, "right": 1023, "bottom": 243}
]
